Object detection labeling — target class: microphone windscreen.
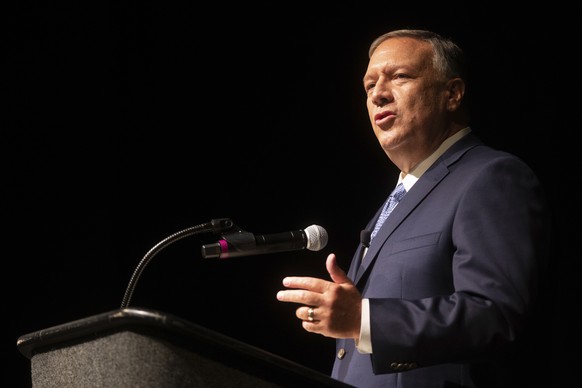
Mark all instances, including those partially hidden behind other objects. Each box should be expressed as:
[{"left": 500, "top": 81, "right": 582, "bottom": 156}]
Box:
[{"left": 304, "top": 225, "right": 328, "bottom": 251}]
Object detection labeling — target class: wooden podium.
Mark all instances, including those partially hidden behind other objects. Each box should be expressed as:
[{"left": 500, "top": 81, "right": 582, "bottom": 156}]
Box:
[{"left": 17, "top": 308, "right": 353, "bottom": 387}]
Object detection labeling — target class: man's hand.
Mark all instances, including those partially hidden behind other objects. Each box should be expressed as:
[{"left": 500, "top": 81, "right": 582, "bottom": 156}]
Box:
[{"left": 276, "top": 253, "right": 362, "bottom": 340}]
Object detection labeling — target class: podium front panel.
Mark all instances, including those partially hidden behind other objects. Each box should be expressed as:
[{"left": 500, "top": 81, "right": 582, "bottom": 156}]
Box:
[{"left": 17, "top": 308, "right": 354, "bottom": 388}]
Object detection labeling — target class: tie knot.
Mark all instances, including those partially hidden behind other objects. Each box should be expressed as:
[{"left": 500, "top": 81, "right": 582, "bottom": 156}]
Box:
[{"left": 391, "top": 182, "right": 406, "bottom": 201}]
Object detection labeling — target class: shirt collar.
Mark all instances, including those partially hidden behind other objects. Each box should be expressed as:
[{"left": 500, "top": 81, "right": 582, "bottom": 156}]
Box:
[{"left": 398, "top": 126, "right": 472, "bottom": 191}]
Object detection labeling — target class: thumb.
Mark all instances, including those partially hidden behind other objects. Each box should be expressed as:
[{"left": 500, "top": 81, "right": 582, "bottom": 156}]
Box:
[{"left": 326, "top": 253, "right": 352, "bottom": 285}]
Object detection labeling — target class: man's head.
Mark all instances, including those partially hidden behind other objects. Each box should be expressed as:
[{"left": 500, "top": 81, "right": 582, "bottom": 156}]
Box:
[{"left": 363, "top": 29, "right": 469, "bottom": 172}]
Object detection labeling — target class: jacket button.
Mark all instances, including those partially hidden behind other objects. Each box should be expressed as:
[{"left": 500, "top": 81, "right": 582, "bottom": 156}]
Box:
[
  {"left": 337, "top": 348, "right": 346, "bottom": 360},
  {"left": 390, "top": 362, "right": 418, "bottom": 371}
]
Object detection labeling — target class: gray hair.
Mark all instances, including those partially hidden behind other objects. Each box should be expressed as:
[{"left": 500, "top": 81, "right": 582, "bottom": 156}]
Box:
[{"left": 369, "top": 29, "right": 467, "bottom": 81}]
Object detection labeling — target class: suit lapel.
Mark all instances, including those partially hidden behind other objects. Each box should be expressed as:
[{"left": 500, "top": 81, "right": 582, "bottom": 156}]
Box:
[{"left": 354, "top": 135, "right": 481, "bottom": 286}]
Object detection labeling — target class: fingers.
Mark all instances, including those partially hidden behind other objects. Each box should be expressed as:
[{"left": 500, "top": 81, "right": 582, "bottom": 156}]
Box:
[
  {"left": 296, "top": 306, "right": 318, "bottom": 322},
  {"left": 326, "top": 253, "right": 351, "bottom": 285},
  {"left": 277, "top": 287, "right": 319, "bottom": 306},
  {"left": 279, "top": 253, "right": 351, "bottom": 294},
  {"left": 277, "top": 253, "right": 361, "bottom": 339},
  {"left": 276, "top": 253, "right": 353, "bottom": 306},
  {"left": 281, "top": 276, "right": 326, "bottom": 292}
]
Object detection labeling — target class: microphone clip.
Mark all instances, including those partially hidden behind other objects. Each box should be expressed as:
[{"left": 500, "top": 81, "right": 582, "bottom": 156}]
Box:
[
  {"left": 208, "top": 218, "right": 240, "bottom": 235},
  {"left": 203, "top": 221, "right": 258, "bottom": 258},
  {"left": 209, "top": 218, "right": 256, "bottom": 248}
]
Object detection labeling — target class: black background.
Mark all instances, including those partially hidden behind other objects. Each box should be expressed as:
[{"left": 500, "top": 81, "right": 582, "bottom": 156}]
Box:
[{"left": 4, "top": 3, "right": 577, "bottom": 387}]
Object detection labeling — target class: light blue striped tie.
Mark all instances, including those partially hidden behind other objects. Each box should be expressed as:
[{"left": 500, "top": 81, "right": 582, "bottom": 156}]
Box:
[{"left": 370, "top": 182, "right": 406, "bottom": 240}]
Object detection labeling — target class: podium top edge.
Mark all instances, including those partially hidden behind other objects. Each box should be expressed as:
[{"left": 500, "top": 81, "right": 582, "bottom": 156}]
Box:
[{"left": 17, "top": 307, "right": 216, "bottom": 358}]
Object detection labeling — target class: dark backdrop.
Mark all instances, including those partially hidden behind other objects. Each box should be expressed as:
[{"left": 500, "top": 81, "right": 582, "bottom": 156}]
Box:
[{"left": 4, "top": 3, "right": 577, "bottom": 387}]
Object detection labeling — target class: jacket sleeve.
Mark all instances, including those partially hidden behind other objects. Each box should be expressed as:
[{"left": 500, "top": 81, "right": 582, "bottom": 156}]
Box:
[{"left": 368, "top": 154, "right": 550, "bottom": 374}]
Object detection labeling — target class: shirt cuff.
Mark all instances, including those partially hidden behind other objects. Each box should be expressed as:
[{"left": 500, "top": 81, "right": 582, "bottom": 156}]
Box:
[{"left": 355, "top": 298, "right": 372, "bottom": 354}]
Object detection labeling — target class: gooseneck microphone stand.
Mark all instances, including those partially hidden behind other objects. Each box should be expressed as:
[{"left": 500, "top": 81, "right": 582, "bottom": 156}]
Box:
[{"left": 120, "top": 218, "right": 235, "bottom": 309}]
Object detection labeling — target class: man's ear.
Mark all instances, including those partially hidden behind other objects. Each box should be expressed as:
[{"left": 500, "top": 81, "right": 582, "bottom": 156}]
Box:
[{"left": 446, "top": 78, "right": 465, "bottom": 112}]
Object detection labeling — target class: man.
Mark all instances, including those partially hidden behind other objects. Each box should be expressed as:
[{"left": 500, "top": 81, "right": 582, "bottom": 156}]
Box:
[{"left": 276, "top": 29, "right": 550, "bottom": 387}]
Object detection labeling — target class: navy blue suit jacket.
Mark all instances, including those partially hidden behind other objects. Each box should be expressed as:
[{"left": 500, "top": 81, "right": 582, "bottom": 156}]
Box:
[{"left": 331, "top": 134, "right": 550, "bottom": 388}]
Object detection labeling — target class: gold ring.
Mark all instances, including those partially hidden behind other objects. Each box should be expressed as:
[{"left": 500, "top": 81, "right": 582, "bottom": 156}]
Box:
[{"left": 307, "top": 307, "right": 315, "bottom": 322}]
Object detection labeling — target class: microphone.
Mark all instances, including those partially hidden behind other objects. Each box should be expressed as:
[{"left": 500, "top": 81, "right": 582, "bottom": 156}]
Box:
[
  {"left": 355, "top": 229, "right": 371, "bottom": 270},
  {"left": 360, "top": 229, "right": 371, "bottom": 247},
  {"left": 201, "top": 224, "right": 328, "bottom": 259}
]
